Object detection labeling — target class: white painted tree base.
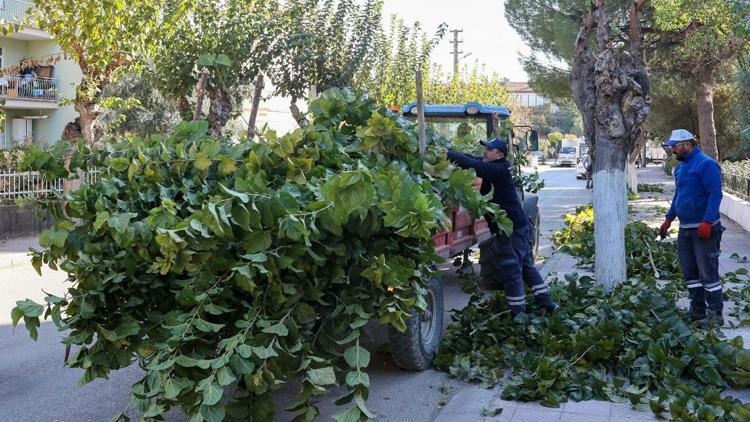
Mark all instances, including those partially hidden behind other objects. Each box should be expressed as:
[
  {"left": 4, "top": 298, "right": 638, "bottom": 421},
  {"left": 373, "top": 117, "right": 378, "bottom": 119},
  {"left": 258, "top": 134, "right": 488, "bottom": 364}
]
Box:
[
  {"left": 627, "top": 161, "right": 638, "bottom": 193},
  {"left": 593, "top": 169, "right": 628, "bottom": 290}
]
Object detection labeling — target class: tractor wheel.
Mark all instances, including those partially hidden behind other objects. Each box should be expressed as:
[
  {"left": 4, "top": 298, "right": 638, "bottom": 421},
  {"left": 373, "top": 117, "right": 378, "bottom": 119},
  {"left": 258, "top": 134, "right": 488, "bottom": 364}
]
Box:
[{"left": 387, "top": 276, "right": 444, "bottom": 371}]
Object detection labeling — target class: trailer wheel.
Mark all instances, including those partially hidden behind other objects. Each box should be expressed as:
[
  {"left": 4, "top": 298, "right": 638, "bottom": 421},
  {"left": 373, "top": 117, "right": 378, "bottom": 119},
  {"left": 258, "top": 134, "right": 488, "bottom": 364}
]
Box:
[
  {"left": 388, "top": 276, "right": 444, "bottom": 371},
  {"left": 522, "top": 194, "right": 540, "bottom": 259}
]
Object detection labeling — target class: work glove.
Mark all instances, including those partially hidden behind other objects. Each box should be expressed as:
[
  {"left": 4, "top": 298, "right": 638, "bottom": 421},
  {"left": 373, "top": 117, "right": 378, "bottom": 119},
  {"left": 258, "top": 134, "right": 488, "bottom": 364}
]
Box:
[
  {"left": 697, "top": 222, "right": 712, "bottom": 240},
  {"left": 659, "top": 218, "right": 672, "bottom": 239}
]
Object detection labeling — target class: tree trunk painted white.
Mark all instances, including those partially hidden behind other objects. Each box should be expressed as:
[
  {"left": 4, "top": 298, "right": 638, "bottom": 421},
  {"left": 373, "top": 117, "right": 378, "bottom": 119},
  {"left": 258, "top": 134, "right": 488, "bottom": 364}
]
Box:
[
  {"left": 570, "top": 0, "right": 650, "bottom": 291},
  {"left": 593, "top": 167, "right": 628, "bottom": 290},
  {"left": 627, "top": 160, "right": 638, "bottom": 193}
]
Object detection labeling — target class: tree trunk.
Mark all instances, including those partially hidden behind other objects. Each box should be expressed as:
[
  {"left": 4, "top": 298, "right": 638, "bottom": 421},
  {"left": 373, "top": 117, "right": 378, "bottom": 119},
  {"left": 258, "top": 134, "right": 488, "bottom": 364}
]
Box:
[
  {"left": 74, "top": 98, "right": 103, "bottom": 146},
  {"left": 207, "top": 86, "right": 232, "bottom": 138},
  {"left": 593, "top": 137, "right": 629, "bottom": 290},
  {"left": 570, "top": 0, "right": 650, "bottom": 290},
  {"left": 627, "top": 160, "right": 638, "bottom": 193},
  {"left": 193, "top": 69, "right": 210, "bottom": 121},
  {"left": 247, "top": 75, "right": 265, "bottom": 140},
  {"left": 290, "top": 98, "right": 306, "bottom": 128},
  {"left": 61, "top": 120, "right": 84, "bottom": 195},
  {"left": 696, "top": 70, "right": 719, "bottom": 160},
  {"left": 627, "top": 130, "right": 648, "bottom": 191},
  {"left": 178, "top": 91, "right": 189, "bottom": 114}
]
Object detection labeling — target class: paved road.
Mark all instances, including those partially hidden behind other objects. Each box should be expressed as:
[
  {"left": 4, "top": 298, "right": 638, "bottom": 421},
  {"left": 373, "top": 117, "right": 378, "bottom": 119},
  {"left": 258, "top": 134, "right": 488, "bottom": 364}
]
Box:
[
  {"left": 533, "top": 164, "right": 592, "bottom": 262},
  {"left": 0, "top": 164, "right": 591, "bottom": 422}
]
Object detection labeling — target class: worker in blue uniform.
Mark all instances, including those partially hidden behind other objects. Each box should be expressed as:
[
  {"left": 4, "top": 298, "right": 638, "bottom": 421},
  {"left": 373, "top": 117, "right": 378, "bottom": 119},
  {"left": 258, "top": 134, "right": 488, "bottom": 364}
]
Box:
[
  {"left": 447, "top": 138, "right": 558, "bottom": 316},
  {"left": 659, "top": 129, "right": 724, "bottom": 326}
]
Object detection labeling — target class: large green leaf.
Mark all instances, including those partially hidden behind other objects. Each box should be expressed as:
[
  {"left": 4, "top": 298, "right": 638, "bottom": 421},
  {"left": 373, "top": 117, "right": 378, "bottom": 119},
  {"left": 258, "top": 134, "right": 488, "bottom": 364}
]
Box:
[{"left": 308, "top": 367, "right": 337, "bottom": 386}]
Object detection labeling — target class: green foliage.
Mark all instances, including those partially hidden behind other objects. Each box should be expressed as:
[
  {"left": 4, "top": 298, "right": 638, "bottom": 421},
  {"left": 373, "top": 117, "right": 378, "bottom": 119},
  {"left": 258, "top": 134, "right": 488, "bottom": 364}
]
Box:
[
  {"left": 548, "top": 131, "right": 563, "bottom": 144},
  {"left": 509, "top": 146, "right": 545, "bottom": 194},
  {"left": 100, "top": 72, "right": 182, "bottom": 137},
  {"left": 551, "top": 204, "right": 594, "bottom": 257},
  {"left": 0, "top": 147, "right": 31, "bottom": 170},
  {"left": 421, "top": 62, "right": 512, "bottom": 106},
  {"left": 352, "top": 15, "right": 446, "bottom": 107},
  {"left": 663, "top": 156, "right": 678, "bottom": 176},
  {"left": 12, "top": 89, "right": 508, "bottom": 421},
  {"left": 724, "top": 270, "right": 750, "bottom": 326},
  {"left": 652, "top": 0, "right": 749, "bottom": 67},
  {"left": 504, "top": 0, "right": 631, "bottom": 100},
  {"left": 434, "top": 273, "right": 750, "bottom": 419},
  {"left": 637, "top": 184, "right": 665, "bottom": 193},
  {"left": 152, "top": 0, "right": 277, "bottom": 125},
  {"left": 272, "top": 0, "right": 384, "bottom": 102},
  {"left": 546, "top": 101, "right": 584, "bottom": 136},
  {"left": 31, "top": 0, "right": 174, "bottom": 103},
  {"left": 551, "top": 205, "right": 681, "bottom": 279}
]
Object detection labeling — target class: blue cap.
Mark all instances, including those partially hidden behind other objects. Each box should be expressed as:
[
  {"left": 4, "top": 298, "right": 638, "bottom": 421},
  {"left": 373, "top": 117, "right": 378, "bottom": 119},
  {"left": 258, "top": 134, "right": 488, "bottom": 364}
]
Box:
[
  {"left": 479, "top": 138, "right": 508, "bottom": 154},
  {"left": 662, "top": 129, "right": 694, "bottom": 147}
]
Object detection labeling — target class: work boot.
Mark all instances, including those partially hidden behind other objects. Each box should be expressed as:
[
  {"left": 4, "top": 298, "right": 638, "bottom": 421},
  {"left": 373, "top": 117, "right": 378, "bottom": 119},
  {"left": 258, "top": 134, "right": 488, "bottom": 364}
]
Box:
[
  {"left": 686, "top": 308, "right": 706, "bottom": 322},
  {"left": 697, "top": 312, "right": 724, "bottom": 329},
  {"left": 544, "top": 303, "right": 560, "bottom": 315}
]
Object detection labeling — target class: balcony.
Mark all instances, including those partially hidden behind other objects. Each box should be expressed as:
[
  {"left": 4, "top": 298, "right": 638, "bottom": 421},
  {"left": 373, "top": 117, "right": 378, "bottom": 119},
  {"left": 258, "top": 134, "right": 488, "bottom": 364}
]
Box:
[
  {"left": 0, "top": 0, "right": 34, "bottom": 25},
  {"left": 0, "top": 74, "right": 58, "bottom": 107}
]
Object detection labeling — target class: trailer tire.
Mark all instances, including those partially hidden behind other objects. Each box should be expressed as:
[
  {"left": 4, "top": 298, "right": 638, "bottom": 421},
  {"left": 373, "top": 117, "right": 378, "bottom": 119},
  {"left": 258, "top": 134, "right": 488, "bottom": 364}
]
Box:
[
  {"left": 522, "top": 194, "right": 540, "bottom": 259},
  {"left": 388, "top": 276, "right": 444, "bottom": 371}
]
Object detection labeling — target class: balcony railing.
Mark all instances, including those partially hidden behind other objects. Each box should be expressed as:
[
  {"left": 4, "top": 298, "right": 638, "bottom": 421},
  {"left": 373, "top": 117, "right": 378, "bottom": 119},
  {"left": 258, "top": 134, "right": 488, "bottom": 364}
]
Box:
[
  {"left": 0, "top": 75, "right": 58, "bottom": 101},
  {"left": 0, "top": 0, "right": 34, "bottom": 24}
]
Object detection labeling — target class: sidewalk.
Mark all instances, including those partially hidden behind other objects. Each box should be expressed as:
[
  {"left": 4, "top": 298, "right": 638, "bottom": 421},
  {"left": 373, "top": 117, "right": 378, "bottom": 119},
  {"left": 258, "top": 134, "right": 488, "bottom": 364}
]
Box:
[{"left": 436, "top": 166, "right": 750, "bottom": 422}]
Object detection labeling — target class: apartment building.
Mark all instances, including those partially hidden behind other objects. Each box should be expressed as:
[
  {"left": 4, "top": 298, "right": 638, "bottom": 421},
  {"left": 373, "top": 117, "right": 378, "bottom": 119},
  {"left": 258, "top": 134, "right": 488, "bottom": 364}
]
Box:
[{"left": 0, "top": 0, "right": 81, "bottom": 149}]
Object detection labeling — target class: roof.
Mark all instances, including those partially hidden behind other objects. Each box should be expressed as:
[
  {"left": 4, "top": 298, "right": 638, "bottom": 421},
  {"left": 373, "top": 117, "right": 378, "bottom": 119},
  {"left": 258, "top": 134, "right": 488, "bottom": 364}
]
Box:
[
  {"left": 400, "top": 101, "right": 511, "bottom": 118},
  {"left": 506, "top": 82, "right": 534, "bottom": 93}
]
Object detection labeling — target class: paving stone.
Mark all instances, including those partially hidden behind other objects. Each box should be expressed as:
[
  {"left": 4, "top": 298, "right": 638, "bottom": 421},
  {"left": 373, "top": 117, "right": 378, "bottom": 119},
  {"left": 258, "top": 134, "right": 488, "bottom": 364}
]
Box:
[
  {"left": 435, "top": 411, "right": 491, "bottom": 422},
  {"left": 558, "top": 413, "right": 608, "bottom": 422},
  {"left": 510, "top": 406, "right": 562, "bottom": 422},
  {"left": 723, "top": 388, "right": 750, "bottom": 403},
  {"left": 441, "top": 386, "right": 500, "bottom": 413},
  {"left": 561, "top": 399, "right": 611, "bottom": 416},
  {"left": 609, "top": 403, "right": 660, "bottom": 420},
  {"left": 481, "top": 407, "right": 515, "bottom": 422},
  {"left": 487, "top": 398, "right": 520, "bottom": 412}
]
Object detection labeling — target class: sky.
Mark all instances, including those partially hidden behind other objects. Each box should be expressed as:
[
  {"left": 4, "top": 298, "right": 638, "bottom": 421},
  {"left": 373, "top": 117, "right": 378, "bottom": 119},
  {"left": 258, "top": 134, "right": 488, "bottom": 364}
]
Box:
[{"left": 380, "top": 0, "right": 530, "bottom": 82}]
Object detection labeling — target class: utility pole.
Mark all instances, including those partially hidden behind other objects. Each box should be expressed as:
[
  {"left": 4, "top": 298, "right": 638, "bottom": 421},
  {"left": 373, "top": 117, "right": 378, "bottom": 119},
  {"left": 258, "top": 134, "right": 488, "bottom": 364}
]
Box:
[{"left": 449, "top": 29, "right": 463, "bottom": 77}]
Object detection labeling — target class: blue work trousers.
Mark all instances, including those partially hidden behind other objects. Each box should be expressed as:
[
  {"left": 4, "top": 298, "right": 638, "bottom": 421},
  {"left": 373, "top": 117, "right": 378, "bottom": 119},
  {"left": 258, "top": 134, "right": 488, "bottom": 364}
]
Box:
[
  {"left": 677, "top": 224, "right": 725, "bottom": 317},
  {"left": 479, "top": 224, "right": 555, "bottom": 315}
]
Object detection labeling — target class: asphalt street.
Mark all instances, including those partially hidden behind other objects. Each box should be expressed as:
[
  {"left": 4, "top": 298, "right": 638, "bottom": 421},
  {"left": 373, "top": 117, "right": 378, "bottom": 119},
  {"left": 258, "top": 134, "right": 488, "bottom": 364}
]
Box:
[{"left": 0, "top": 164, "right": 588, "bottom": 422}]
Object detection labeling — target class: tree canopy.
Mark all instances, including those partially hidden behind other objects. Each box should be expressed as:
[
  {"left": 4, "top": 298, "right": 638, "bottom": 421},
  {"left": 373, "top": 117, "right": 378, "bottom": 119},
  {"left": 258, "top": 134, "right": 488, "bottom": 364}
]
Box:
[{"left": 31, "top": 0, "right": 177, "bottom": 144}]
